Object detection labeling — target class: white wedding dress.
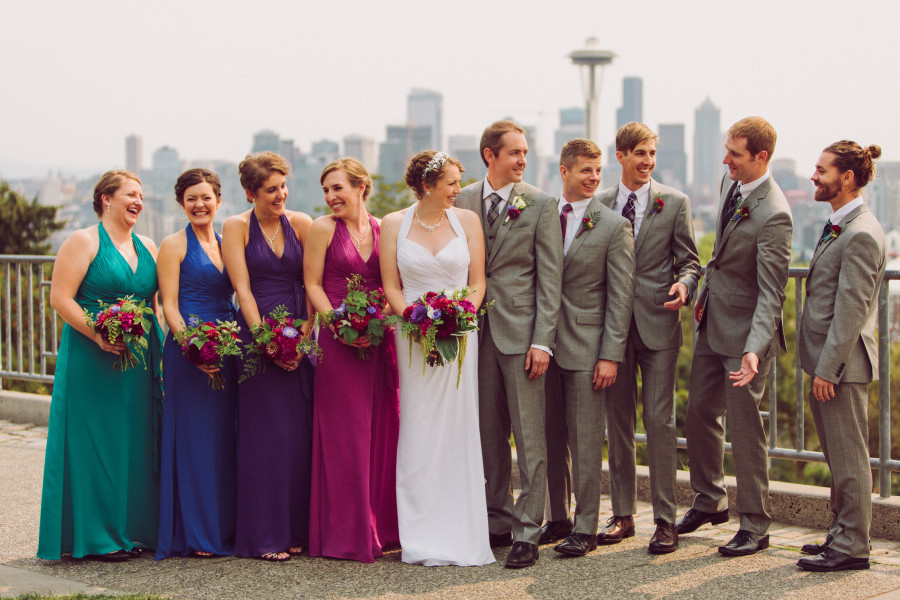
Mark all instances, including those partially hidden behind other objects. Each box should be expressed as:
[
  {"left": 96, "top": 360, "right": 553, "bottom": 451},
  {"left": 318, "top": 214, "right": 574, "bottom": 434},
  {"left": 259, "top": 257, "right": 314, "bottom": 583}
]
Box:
[{"left": 394, "top": 206, "right": 495, "bottom": 566}]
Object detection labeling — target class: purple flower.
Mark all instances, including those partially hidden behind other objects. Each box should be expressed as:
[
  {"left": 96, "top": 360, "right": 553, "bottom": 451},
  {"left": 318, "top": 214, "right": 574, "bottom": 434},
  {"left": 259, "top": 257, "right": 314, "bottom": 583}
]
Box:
[
  {"left": 367, "top": 306, "right": 377, "bottom": 315},
  {"left": 110, "top": 305, "right": 121, "bottom": 314},
  {"left": 282, "top": 326, "right": 299, "bottom": 338},
  {"left": 335, "top": 304, "right": 347, "bottom": 316},
  {"left": 409, "top": 304, "right": 428, "bottom": 324},
  {"left": 187, "top": 316, "right": 200, "bottom": 327}
]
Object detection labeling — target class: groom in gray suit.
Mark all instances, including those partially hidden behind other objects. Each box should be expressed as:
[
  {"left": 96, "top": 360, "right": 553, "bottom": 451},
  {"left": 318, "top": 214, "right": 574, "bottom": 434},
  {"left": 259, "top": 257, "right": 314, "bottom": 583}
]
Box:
[
  {"left": 544, "top": 138, "right": 634, "bottom": 558},
  {"left": 796, "top": 140, "right": 885, "bottom": 572},
  {"left": 677, "top": 117, "right": 792, "bottom": 557},
  {"left": 596, "top": 123, "right": 700, "bottom": 554},
  {"left": 455, "top": 120, "right": 563, "bottom": 568}
]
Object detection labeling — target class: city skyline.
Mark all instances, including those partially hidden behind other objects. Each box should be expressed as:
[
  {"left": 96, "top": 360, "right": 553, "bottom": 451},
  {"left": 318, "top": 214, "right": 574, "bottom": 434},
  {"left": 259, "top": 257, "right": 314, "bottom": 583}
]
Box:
[{"left": 1, "top": 0, "right": 898, "bottom": 181}]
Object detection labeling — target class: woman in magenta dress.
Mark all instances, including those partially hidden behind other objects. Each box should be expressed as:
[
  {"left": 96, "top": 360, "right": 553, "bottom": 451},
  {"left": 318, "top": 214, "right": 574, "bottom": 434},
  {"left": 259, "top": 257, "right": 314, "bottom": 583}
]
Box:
[
  {"left": 222, "top": 152, "right": 314, "bottom": 562},
  {"left": 304, "top": 158, "right": 400, "bottom": 563}
]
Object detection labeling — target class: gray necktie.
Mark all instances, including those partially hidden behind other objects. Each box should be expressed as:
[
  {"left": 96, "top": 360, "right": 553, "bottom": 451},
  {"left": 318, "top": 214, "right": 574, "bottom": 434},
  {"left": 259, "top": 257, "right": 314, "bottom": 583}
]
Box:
[
  {"left": 721, "top": 185, "right": 742, "bottom": 234},
  {"left": 623, "top": 192, "right": 636, "bottom": 235},
  {"left": 487, "top": 193, "right": 502, "bottom": 227}
]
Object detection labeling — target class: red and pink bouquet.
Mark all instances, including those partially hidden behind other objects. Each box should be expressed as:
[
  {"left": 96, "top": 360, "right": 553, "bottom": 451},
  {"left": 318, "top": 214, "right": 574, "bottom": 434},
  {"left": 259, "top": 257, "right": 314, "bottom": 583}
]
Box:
[
  {"left": 177, "top": 316, "right": 243, "bottom": 390},
  {"left": 318, "top": 274, "right": 398, "bottom": 359},
  {"left": 240, "top": 305, "right": 319, "bottom": 382},
  {"left": 399, "top": 287, "right": 492, "bottom": 387},
  {"left": 83, "top": 295, "right": 154, "bottom": 370}
]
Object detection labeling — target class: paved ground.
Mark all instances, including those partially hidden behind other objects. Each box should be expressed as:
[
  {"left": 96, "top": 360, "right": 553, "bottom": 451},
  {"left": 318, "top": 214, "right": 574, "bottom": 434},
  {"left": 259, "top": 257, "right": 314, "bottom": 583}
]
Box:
[{"left": 2, "top": 419, "right": 899, "bottom": 600}]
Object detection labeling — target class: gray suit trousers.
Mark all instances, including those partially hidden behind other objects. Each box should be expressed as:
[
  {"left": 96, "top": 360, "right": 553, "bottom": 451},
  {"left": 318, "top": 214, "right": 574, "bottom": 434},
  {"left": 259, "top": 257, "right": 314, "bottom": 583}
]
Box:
[
  {"left": 606, "top": 321, "right": 679, "bottom": 523},
  {"left": 478, "top": 319, "right": 547, "bottom": 544},
  {"left": 686, "top": 324, "right": 772, "bottom": 534},
  {"left": 545, "top": 359, "right": 605, "bottom": 534},
  {"left": 808, "top": 383, "right": 872, "bottom": 558},
  {"left": 544, "top": 366, "right": 572, "bottom": 522}
]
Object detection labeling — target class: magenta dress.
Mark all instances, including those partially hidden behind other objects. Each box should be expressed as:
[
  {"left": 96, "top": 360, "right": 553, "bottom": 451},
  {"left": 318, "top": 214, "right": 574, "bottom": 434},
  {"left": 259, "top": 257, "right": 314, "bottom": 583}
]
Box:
[
  {"left": 233, "top": 212, "right": 314, "bottom": 557},
  {"left": 308, "top": 217, "right": 400, "bottom": 562}
]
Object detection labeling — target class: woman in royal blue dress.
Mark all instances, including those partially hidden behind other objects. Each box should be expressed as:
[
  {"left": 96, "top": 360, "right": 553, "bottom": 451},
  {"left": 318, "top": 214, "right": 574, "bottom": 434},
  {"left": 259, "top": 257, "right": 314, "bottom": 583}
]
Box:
[
  {"left": 222, "top": 152, "right": 314, "bottom": 562},
  {"left": 155, "top": 168, "right": 237, "bottom": 559}
]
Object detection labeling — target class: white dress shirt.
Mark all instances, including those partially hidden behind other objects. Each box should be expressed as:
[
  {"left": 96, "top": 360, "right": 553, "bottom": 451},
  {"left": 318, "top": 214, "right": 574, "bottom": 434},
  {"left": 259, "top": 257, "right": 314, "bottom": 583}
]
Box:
[
  {"left": 738, "top": 170, "right": 770, "bottom": 199},
  {"left": 830, "top": 196, "right": 863, "bottom": 226},
  {"left": 612, "top": 181, "right": 650, "bottom": 239},
  {"left": 558, "top": 194, "right": 592, "bottom": 256}
]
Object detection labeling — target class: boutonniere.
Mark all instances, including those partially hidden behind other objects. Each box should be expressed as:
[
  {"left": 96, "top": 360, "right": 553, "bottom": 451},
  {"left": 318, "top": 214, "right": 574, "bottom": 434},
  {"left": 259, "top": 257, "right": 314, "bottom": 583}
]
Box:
[
  {"left": 731, "top": 206, "right": 750, "bottom": 223},
  {"left": 503, "top": 194, "right": 535, "bottom": 224},
  {"left": 827, "top": 224, "right": 842, "bottom": 240},
  {"left": 576, "top": 211, "right": 602, "bottom": 237},
  {"left": 648, "top": 194, "right": 664, "bottom": 216}
]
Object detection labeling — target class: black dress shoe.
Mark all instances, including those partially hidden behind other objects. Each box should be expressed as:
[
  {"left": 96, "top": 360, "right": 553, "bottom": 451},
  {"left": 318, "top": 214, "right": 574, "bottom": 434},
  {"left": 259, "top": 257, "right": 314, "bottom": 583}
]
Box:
[
  {"left": 800, "top": 533, "right": 834, "bottom": 555},
  {"left": 538, "top": 519, "right": 574, "bottom": 545},
  {"left": 83, "top": 550, "right": 130, "bottom": 562},
  {"left": 648, "top": 520, "right": 678, "bottom": 554},
  {"left": 596, "top": 515, "right": 635, "bottom": 545},
  {"left": 505, "top": 541, "right": 539, "bottom": 569},
  {"left": 489, "top": 532, "right": 513, "bottom": 547},
  {"left": 718, "top": 530, "right": 769, "bottom": 556},
  {"left": 797, "top": 548, "right": 869, "bottom": 572},
  {"left": 676, "top": 508, "right": 729, "bottom": 534},
  {"left": 554, "top": 533, "right": 598, "bottom": 557}
]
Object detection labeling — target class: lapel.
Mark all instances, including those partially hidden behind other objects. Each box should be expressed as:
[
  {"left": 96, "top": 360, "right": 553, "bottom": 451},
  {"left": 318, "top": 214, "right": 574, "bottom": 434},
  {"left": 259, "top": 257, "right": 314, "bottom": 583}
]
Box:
[
  {"left": 717, "top": 178, "right": 767, "bottom": 254},
  {"left": 598, "top": 186, "right": 616, "bottom": 211},
  {"left": 808, "top": 204, "right": 867, "bottom": 273},
  {"left": 486, "top": 182, "right": 519, "bottom": 267},
  {"left": 564, "top": 196, "right": 602, "bottom": 269},
  {"left": 635, "top": 179, "right": 660, "bottom": 256}
]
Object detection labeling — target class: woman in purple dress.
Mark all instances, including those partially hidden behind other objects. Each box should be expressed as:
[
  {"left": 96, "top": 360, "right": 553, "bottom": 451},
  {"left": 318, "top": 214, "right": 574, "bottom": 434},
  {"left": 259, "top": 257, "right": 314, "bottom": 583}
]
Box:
[
  {"left": 304, "top": 158, "right": 400, "bottom": 563},
  {"left": 222, "top": 152, "right": 314, "bottom": 562}
]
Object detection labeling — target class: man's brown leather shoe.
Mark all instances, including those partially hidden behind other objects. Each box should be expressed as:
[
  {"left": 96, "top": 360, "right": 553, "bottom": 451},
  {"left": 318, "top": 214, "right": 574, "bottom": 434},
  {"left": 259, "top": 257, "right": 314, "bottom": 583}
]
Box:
[
  {"left": 648, "top": 519, "right": 678, "bottom": 554},
  {"left": 596, "top": 515, "right": 635, "bottom": 545}
]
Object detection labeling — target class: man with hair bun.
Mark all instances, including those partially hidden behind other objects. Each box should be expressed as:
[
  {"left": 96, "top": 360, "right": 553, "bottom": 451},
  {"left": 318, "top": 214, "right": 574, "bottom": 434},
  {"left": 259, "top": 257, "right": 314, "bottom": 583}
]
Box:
[
  {"left": 596, "top": 122, "right": 700, "bottom": 554},
  {"left": 796, "top": 141, "right": 885, "bottom": 572},
  {"left": 677, "top": 116, "right": 792, "bottom": 558},
  {"left": 455, "top": 120, "right": 563, "bottom": 569}
]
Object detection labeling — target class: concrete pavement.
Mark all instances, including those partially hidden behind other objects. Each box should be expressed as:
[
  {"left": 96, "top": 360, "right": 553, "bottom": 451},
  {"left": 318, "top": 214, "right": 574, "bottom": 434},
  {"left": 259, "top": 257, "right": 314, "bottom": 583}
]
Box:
[{"left": 2, "top": 419, "right": 899, "bottom": 600}]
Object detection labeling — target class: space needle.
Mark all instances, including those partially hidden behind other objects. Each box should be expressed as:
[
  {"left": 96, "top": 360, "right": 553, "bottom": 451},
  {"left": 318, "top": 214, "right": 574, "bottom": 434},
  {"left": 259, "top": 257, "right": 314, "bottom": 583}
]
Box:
[{"left": 569, "top": 37, "right": 616, "bottom": 144}]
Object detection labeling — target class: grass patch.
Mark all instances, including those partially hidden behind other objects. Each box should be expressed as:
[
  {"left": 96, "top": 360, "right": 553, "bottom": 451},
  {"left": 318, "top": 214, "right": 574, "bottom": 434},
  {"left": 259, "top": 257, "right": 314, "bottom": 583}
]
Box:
[{"left": 16, "top": 594, "right": 167, "bottom": 600}]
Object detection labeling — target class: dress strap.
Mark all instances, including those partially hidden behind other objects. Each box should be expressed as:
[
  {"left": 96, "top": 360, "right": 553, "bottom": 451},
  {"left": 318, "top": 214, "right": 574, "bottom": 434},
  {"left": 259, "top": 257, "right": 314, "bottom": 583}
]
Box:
[
  {"left": 445, "top": 209, "right": 466, "bottom": 241},
  {"left": 398, "top": 204, "right": 416, "bottom": 240}
]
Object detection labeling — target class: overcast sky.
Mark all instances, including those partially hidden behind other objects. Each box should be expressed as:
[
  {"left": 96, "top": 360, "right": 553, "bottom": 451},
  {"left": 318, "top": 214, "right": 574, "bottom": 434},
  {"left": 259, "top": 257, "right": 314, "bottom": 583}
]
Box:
[{"left": 1, "top": 0, "right": 897, "bottom": 180}]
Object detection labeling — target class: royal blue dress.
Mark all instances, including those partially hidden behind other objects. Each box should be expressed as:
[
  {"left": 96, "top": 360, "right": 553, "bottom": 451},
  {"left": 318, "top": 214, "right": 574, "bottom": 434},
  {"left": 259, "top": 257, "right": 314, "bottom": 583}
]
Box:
[{"left": 156, "top": 226, "right": 238, "bottom": 559}]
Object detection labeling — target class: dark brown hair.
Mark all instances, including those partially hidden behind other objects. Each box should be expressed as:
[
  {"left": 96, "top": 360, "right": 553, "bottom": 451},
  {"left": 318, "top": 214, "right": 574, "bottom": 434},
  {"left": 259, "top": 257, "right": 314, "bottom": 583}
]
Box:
[
  {"left": 615, "top": 122, "right": 658, "bottom": 154},
  {"left": 404, "top": 151, "right": 465, "bottom": 198},
  {"left": 824, "top": 140, "right": 882, "bottom": 189},
  {"left": 174, "top": 168, "right": 222, "bottom": 206},
  {"left": 238, "top": 151, "right": 291, "bottom": 201},
  {"left": 479, "top": 120, "right": 526, "bottom": 167}
]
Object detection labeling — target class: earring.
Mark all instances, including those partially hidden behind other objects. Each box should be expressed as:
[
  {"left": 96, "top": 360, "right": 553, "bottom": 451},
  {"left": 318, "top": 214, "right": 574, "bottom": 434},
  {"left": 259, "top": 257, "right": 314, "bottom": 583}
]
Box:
[
  {"left": 426, "top": 191, "right": 432, "bottom": 196},
  {"left": 358, "top": 193, "right": 363, "bottom": 202},
  {"left": 105, "top": 203, "right": 110, "bottom": 211}
]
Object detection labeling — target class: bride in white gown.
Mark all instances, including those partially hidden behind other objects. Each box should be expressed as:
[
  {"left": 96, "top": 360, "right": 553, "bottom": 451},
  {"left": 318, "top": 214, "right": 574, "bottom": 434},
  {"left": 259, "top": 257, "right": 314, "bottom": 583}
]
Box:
[{"left": 380, "top": 151, "right": 494, "bottom": 566}]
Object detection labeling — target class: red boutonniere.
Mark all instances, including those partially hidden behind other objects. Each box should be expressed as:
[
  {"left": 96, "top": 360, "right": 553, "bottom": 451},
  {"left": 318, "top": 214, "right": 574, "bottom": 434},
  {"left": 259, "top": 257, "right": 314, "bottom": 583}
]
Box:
[
  {"left": 648, "top": 194, "right": 664, "bottom": 216},
  {"left": 576, "top": 211, "right": 602, "bottom": 237},
  {"left": 829, "top": 224, "right": 842, "bottom": 238},
  {"left": 731, "top": 206, "right": 749, "bottom": 223}
]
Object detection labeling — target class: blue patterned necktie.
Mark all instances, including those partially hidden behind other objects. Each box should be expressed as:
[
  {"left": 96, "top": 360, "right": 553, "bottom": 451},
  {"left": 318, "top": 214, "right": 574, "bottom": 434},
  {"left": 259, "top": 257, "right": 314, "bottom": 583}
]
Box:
[
  {"left": 816, "top": 219, "right": 833, "bottom": 250},
  {"left": 721, "top": 185, "right": 742, "bottom": 234}
]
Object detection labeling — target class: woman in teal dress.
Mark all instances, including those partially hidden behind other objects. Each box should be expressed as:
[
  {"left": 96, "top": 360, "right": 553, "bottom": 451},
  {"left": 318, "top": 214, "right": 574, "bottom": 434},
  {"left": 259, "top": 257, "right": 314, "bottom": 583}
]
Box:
[{"left": 38, "top": 170, "right": 164, "bottom": 562}]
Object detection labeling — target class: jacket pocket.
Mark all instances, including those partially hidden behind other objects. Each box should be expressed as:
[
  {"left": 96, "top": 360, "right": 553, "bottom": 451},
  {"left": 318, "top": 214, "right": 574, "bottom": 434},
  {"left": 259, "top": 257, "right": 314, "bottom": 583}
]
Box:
[
  {"left": 513, "top": 295, "right": 535, "bottom": 308},
  {"left": 728, "top": 293, "right": 756, "bottom": 310},
  {"left": 805, "top": 318, "right": 830, "bottom": 335},
  {"left": 576, "top": 313, "right": 604, "bottom": 326}
]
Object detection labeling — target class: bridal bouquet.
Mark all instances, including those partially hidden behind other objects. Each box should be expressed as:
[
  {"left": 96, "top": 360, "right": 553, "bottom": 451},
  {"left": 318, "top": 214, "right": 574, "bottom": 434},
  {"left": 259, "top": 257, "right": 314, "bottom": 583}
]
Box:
[
  {"left": 240, "top": 305, "right": 320, "bottom": 382},
  {"left": 177, "top": 316, "right": 243, "bottom": 390},
  {"left": 318, "top": 274, "right": 398, "bottom": 359},
  {"left": 83, "top": 295, "right": 154, "bottom": 370},
  {"left": 400, "top": 288, "right": 491, "bottom": 387}
]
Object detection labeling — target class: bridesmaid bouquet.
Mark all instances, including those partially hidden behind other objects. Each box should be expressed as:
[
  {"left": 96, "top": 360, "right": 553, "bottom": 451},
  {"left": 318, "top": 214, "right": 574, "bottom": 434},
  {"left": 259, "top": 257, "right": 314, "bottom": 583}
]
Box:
[
  {"left": 240, "top": 305, "right": 319, "bottom": 382},
  {"left": 83, "top": 295, "right": 154, "bottom": 371},
  {"left": 318, "top": 274, "right": 398, "bottom": 359},
  {"left": 176, "top": 316, "right": 243, "bottom": 390},
  {"left": 399, "top": 288, "right": 492, "bottom": 388}
]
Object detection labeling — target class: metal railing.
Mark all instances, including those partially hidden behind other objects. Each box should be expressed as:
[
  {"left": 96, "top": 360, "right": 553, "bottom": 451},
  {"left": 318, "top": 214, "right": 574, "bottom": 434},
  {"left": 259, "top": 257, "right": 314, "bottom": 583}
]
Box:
[
  {"left": 0, "top": 255, "right": 57, "bottom": 386},
  {"left": 1, "top": 254, "right": 898, "bottom": 496}
]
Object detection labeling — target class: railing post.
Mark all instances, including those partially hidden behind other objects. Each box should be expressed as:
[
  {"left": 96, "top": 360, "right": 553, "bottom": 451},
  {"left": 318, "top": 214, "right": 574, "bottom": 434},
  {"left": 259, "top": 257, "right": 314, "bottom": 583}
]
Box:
[
  {"left": 795, "top": 274, "right": 805, "bottom": 453},
  {"left": 878, "top": 280, "right": 891, "bottom": 498}
]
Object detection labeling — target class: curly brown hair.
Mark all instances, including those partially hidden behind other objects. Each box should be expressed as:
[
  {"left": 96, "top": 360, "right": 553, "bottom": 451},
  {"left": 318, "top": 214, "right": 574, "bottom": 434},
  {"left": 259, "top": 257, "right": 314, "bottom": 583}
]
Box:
[{"left": 404, "top": 151, "right": 465, "bottom": 198}]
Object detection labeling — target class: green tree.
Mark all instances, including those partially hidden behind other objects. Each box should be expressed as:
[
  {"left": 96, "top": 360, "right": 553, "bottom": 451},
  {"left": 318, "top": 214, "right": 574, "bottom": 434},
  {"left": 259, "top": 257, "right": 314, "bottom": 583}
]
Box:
[
  {"left": 366, "top": 176, "right": 413, "bottom": 219},
  {"left": 0, "top": 180, "right": 65, "bottom": 255}
]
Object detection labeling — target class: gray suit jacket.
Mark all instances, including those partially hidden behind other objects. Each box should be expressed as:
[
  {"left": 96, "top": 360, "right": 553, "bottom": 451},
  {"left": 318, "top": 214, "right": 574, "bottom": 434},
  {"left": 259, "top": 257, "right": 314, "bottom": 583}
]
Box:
[
  {"left": 598, "top": 179, "right": 701, "bottom": 351},
  {"left": 555, "top": 199, "right": 634, "bottom": 371},
  {"left": 799, "top": 204, "right": 885, "bottom": 383},
  {"left": 696, "top": 174, "right": 793, "bottom": 359},
  {"left": 455, "top": 180, "right": 563, "bottom": 354}
]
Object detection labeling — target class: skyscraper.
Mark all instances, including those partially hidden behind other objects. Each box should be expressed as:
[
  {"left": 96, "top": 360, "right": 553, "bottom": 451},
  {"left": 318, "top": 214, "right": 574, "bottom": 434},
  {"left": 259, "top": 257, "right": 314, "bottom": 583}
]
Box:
[
  {"left": 378, "top": 124, "right": 432, "bottom": 185},
  {"left": 616, "top": 77, "right": 643, "bottom": 129},
  {"left": 252, "top": 130, "right": 280, "bottom": 154},
  {"left": 407, "top": 88, "right": 442, "bottom": 149},
  {"left": 448, "top": 135, "right": 485, "bottom": 183},
  {"left": 657, "top": 124, "right": 687, "bottom": 190},
  {"left": 343, "top": 135, "right": 377, "bottom": 172},
  {"left": 693, "top": 97, "right": 722, "bottom": 205},
  {"left": 125, "top": 135, "right": 143, "bottom": 174}
]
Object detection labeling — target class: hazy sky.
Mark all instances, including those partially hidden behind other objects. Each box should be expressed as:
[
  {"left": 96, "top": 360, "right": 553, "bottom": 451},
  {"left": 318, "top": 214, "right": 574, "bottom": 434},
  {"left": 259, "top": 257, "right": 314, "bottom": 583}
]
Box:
[{"left": 1, "top": 0, "right": 898, "bottom": 179}]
